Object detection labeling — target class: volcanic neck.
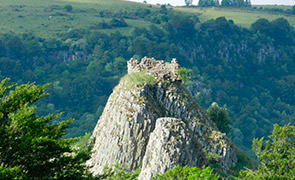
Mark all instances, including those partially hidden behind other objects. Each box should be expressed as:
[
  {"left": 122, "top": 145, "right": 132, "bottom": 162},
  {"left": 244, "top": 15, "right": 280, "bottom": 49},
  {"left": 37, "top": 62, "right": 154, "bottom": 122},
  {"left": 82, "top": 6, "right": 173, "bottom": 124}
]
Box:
[{"left": 87, "top": 57, "right": 237, "bottom": 179}]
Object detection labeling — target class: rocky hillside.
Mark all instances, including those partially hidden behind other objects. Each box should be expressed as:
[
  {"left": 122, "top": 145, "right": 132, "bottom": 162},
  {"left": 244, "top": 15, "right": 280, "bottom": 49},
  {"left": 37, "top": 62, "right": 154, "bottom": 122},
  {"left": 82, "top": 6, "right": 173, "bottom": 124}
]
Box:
[{"left": 86, "top": 57, "right": 237, "bottom": 179}]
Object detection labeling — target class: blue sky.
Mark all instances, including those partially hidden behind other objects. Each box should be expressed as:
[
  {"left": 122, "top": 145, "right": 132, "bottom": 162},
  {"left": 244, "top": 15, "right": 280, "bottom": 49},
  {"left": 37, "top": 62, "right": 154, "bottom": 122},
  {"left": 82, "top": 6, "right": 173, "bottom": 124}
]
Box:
[{"left": 128, "top": 0, "right": 295, "bottom": 6}]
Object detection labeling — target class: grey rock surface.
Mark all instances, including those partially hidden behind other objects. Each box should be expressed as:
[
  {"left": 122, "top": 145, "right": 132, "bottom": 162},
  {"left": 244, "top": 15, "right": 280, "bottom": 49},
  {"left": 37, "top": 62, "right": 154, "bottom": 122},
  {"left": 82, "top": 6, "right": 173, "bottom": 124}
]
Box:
[
  {"left": 87, "top": 57, "right": 237, "bottom": 178},
  {"left": 138, "top": 117, "right": 206, "bottom": 180}
]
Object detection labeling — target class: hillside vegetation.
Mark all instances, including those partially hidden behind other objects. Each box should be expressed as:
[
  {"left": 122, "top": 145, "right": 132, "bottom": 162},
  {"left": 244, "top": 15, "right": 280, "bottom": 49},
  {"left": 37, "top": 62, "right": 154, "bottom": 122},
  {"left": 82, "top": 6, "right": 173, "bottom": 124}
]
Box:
[
  {"left": 0, "top": 0, "right": 153, "bottom": 38},
  {"left": 1, "top": 0, "right": 295, "bottom": 37},
  {"left": 176, "top": 6, "right": 295, "bottom": 28},
  {"left": 0, "top": 0, "right": 295, "bottom": 157}
]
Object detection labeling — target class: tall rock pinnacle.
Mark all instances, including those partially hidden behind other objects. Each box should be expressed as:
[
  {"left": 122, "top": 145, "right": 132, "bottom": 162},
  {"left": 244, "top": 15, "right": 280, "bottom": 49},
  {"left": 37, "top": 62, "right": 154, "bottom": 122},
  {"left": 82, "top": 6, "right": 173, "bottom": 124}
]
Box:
[{"left": 87, "top": 57, "right": 237, "bottom": 179}]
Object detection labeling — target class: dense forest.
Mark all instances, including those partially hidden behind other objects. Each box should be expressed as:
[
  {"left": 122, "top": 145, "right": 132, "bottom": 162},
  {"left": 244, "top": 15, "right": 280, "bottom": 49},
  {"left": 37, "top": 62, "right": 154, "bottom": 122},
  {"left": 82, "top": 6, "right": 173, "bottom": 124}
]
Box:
[{"left": 1, "top": 4, "right": 295, "bottom": 155}]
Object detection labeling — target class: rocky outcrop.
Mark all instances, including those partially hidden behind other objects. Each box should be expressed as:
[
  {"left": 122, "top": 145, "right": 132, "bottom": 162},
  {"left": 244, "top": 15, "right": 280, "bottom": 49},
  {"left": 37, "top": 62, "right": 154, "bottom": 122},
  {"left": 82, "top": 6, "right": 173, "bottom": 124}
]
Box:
[
  {"left": 87, "top": 57, "right": 237, "bottom": 179},
  {"left": 138, "top": 117, "right": 207, "bottom": 180}
]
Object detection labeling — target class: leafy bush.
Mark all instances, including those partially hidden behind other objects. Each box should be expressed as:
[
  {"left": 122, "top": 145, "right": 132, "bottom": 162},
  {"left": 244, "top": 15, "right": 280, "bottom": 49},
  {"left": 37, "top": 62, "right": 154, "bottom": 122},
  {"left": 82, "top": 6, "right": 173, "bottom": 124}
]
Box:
[
  {"left": 0, "top": 78, "right": 92, "bottom": 179},
  {"left": 207, "top": 102, "right": 231, "bottom": 135},
  {"left": 97, "top": 164, "right": 140, "bottom": 180},
  {"left": 239, "top": 124, "right": 295, "bottom": 179},
  {"left": 153, "top": 165, "right": 219, "bottom": 180},
  {"left": 109, "top": 18, "right": 128, "bottom": 28},
  {"left": 64, "top": 5, "right": 73, "bottom": 12},
  {"left": 72, "top": 132, "right": 92, "bottom": 151},
  {"left": 96, "top": 18, "right": 128, "bottom": 29},
  {"left": 177, "top": 68, "right": 191, "bottom": 84}
]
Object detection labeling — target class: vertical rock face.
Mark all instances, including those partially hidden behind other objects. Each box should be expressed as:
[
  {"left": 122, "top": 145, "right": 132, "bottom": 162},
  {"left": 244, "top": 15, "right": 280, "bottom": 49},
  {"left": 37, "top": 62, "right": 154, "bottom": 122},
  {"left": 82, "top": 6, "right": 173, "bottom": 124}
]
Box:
[
  {"left": 139, "top": 117, "right": 206, "bottom": 180},
  {"left": 87, "top": 57, "right": 237, "bottom": 178}
]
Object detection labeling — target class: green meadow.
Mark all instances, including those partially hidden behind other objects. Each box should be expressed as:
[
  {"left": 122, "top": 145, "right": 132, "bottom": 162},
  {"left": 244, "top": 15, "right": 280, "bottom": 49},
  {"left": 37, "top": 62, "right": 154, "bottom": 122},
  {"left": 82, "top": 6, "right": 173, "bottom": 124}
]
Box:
[
  {"left": 0, "top": 0, "right": 152, "bottom": 38},
  {"left": 175, "top": 7, "right": 295, "bottom": 28}
]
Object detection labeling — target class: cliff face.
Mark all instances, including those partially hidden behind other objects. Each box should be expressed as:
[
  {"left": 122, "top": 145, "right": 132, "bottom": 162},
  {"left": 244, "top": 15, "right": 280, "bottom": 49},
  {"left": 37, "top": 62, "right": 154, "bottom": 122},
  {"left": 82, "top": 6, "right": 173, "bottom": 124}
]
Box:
[{"left": 86, "top": 57, "right": 237, "bottom": 179}]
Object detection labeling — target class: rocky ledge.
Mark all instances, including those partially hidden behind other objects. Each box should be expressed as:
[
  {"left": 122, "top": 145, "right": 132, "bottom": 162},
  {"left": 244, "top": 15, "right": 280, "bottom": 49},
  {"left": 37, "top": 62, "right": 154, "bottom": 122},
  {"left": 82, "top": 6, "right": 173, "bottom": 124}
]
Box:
[{"left": 86, "top": 57, "right": 237, "bottom": 179}]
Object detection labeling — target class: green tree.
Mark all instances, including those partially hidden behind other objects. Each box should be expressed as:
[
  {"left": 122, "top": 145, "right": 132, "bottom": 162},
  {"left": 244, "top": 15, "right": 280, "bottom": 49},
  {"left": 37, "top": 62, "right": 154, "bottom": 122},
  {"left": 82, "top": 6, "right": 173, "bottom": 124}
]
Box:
[
  {"left": 185, "top": 0, "right": 193, "bottom": 6},
  {"left": 221, "top": 0, "right": 231, "bottom": 6},
  {"left": 221, "top": 0, "right": 249, "bottom": 7},
  {"left": 270, "top": 18, "right": 293, "bottom": 43},
  {"left": 244, "top": 0, "right": 251, "bottom": 7},
  {"left": 198, "top": 0, "right": 219, "bottom": 7},
  {"left": 251, "top": 18, "right": 271, "bottom": 34},
  {"left": 177, "top": 67, "right": 191, "bottom": 84},
  {"left": 239, "top": 124, "right": 295, "bottom": 180},
  {"left": 153, "top": 165, "right": 219, "bottom": 180},
  {"left": 64, "top": 5, "right": 73, "bottom": 12},
  {"left": 0, "top": 78, "right": 92, "bottom": 179},
  {"left": 207, "top": 102, "right": 231, "bottom": 135}
]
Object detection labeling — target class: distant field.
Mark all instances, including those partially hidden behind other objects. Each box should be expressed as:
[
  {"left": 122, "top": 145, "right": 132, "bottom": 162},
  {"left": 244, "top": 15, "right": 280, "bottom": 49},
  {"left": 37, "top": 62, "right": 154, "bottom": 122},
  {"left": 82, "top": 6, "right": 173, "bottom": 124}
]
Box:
[
  {"left": 0, "top": 0, "right": 152, "bottom": 38},
  {"left": 253, "top": 5, "right": 292, "bottom": 11},
  {"left": 175, "top": 7, "right": 295, "bottom": 28}
]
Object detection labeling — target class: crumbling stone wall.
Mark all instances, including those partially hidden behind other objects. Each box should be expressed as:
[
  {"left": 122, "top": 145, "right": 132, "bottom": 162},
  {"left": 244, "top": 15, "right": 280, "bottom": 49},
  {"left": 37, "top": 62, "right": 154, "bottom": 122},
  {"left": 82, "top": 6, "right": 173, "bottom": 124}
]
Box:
[{"left": 127, "top": 57, "right": 180, "bottom": 81}]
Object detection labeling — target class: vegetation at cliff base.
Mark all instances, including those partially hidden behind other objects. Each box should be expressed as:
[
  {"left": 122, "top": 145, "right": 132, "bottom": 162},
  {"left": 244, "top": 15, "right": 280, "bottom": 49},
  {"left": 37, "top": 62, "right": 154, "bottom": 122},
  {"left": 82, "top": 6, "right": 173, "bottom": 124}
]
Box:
[{"left": 153, "top": 165, "right": 219, "bottom": 180}]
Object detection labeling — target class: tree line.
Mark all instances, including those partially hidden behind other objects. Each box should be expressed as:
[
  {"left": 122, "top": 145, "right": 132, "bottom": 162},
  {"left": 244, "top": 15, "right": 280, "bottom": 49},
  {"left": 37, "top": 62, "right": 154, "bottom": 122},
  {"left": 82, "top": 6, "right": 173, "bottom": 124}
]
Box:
[{"left": 185, "top": 0, "right": 251, "bottom": 7}]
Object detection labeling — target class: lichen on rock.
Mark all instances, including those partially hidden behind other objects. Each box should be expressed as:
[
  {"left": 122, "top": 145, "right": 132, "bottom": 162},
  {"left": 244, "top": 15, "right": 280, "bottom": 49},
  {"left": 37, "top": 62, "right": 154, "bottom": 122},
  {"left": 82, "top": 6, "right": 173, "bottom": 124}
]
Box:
[{"left": 86, "top": 57, "right": 237, "bottom": 179}]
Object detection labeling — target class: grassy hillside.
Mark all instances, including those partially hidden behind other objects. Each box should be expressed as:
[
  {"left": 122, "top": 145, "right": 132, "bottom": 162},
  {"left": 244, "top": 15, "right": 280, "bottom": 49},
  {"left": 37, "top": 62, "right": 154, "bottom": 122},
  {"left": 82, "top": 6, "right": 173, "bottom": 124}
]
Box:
[
  {"left": 0, "top": 0, "right": 153, "bottom": 38},
  {"left": 175, "top": 7, "right": 295, "bottom": 28},
  {"left": 1, "top": 0, "right": 295, "bottom": 38}
]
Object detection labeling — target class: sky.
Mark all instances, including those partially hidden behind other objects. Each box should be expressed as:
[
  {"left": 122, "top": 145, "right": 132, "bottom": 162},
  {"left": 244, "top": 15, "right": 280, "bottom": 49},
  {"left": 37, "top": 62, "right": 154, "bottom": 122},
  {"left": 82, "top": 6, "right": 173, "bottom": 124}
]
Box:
[{"left": 128, "top": 0, "right": 295, "bottom": 6}]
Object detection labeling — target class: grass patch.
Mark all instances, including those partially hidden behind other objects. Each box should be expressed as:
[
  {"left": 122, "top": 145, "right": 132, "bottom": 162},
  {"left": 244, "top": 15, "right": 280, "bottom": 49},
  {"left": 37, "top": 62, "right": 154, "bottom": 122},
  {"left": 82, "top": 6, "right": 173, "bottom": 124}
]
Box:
[{"left": 122, "top": 70, "right": 156, "bottom": 87}]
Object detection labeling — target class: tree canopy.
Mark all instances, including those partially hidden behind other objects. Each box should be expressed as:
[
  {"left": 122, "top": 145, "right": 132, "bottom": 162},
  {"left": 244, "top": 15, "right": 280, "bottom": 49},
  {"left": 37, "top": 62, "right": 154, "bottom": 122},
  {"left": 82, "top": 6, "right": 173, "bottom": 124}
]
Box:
[
  {"left": 207, "top": 102, "right": 231, "bottom": 135},
  {"left": 198, "top": 0, "right": 219, "bottom": 7},
  {"left": 0, "top": 78, "right": 91, "bottom": 179},
  {"left": 221, "top": 0, "right": 251, "bottom": 7},
  {"left": 239, "top": 124, "right": 295, "bottom": 179},
  {"left": 185, "top": 0, "right": 193, "bottom": 6}
]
